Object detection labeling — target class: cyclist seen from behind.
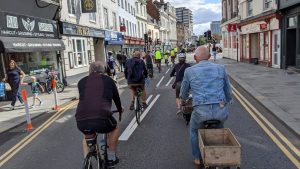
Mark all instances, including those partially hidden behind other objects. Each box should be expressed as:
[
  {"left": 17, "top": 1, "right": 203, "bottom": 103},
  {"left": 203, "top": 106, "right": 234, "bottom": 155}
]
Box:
[
  {"left": 170, "top": 48, "right": 176, "bottom": 65},
  {"left": 75, "top": 61, "right": 123, "bottom": 167},
  {"left": 170, "top": 53, "right": 190, "bottom": 114},
  {"left": 125, "top": 51, "right": 148, "bottom": 110},
  {"left": 155, "top": 48, "right": 162, "bottom": 72},
  {"left": 180, "top": 46, "right": 232, "bottom": 166},
  {"left": 145, "top": 50, "right": 154, "bottom": 78}
]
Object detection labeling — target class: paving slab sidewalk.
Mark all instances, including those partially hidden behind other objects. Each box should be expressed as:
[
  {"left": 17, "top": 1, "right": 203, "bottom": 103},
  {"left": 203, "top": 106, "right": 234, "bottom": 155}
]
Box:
[
  {"left": 217, "top": 58, "right": 300, "bottom": 136},
  {"left": 0, "top": 70, "right": 125, "bottom": 133}
]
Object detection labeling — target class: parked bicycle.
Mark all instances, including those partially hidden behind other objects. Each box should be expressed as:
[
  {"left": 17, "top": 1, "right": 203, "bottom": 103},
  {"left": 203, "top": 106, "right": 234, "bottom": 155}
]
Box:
[
  {"left": 82, "top": 110, "right": 122, "bottom": 169},
  {"left": 41, "top": 70, "right": 64, "bottom": 94}
]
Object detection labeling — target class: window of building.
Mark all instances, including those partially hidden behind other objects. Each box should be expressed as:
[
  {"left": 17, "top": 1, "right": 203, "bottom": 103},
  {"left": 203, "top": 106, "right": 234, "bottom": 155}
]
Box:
[
  {"left": 140, "top": 5, "right": 143, "bottom": 16},
  {"left": 121, "top": 0, "right": 124, "bottom": 8},
  {"left": 128, "top": 4, "right": 131, "bottom": 13},
  {"left": 89, "top": 13, "right": 96, "bottom": 22},
  {"left": 67, "top": 0, "right": 76, "bottom": 15},
  {"left": 288, "top": 16, "right": 297, "bottom": 28},
  {"left": 125, "top": 0, "right": 127, "bottom": 10},
  {"left": 223, "top": 1, "right": 226, "bottom": 20},
  {"left": 112, "top": 12, "right": 117, "bottom": 30},
  {"left": 72, "top": 39, "right": 87, "bottom": 67},
  {"left": 126, "top": 20, "right": 129, "bottom": 35},
  {"left": 104, "top": 8, "right": 109, "bottom": 29},
  {"left": 247, "top": 0, "right": 253, "bottom": 17},
  {"left": 141, "top": 23, "right": 144, "bottom": 36},
  {"left": 118, "top": 0, "right": 120, "bottom": 6},
  {"left": 264, "top": 0, "right": 272, "bottom": 10},
  {"left": 233, "top": 34, "right": 237, "bottom": 49},
  {"left": 136, "top": 3, "right": 139, "bottom": 14},
  {"left": 138, "top": 22, "right": 140, "bottom": 37}
]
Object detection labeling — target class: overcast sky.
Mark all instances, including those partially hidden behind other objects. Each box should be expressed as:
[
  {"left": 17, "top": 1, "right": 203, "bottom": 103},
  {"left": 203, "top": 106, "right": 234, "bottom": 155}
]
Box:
[{"left": 167, "top": 0, "right": 222, "bottom": 35}]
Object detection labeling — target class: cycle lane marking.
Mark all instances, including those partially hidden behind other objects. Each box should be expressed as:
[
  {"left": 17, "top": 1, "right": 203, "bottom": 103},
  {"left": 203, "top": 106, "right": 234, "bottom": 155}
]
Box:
[
  {"left": 165, "top": 68, "right": 171, "bottom": 74},
  {"left": 165, "top": 77, "right": 174, "bottom": 86},
  {"left": 233, "top": 87, "right": 300, "bottom": 168},
  {"left": 119, "top": 95, "right": 160, "bottom": 141},
  {"left": 156, "top": 76, "right": 165, "bottom": 87}
]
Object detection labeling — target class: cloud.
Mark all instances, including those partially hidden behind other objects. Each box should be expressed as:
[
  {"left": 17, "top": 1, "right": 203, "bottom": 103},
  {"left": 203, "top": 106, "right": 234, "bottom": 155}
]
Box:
[
  {"left": 193, "top": 22, "right": 211, "bottom": 35},
  {"left": 167, "top": 0, "right": 221, "bottom": 35}
]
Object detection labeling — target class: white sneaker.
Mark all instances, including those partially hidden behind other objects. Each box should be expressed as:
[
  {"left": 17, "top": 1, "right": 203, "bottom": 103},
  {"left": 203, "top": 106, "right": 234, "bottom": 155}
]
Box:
[
  {"left": 10, "top": 106, "right": 15, "bottom": 110},
  {"left": 39, "top": 101, "right": 43, "bottom": 106}
]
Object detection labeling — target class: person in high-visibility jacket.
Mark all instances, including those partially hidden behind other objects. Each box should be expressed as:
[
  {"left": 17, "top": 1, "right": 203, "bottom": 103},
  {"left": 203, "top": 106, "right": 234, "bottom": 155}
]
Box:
[
  {"left": 155, "top": 49, "right": 162, "bottom": 72},
  {"left": 170, "top": 49, "right": 176, "bottom": 65},
  {"left": 164, "top": 51, "right": 169, "bottom": 66},
  {"left": 174, "top": 47, "right": 178, "bottom": 55}
]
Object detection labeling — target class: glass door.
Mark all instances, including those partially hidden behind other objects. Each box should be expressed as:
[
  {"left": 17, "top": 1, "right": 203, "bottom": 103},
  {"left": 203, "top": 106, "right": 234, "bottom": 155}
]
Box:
[{"left": 272, "top": 30, "right": 281, "bottom": 68}]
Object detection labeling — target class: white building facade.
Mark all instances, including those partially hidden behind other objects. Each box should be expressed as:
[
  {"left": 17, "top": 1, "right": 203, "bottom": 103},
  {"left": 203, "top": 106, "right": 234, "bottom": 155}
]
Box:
[
  {"left": 135, "top": 0, "right": 147, "bottom": 51},
  {"left": 60, "top": 0, "right": 119, "bottom": 77}
]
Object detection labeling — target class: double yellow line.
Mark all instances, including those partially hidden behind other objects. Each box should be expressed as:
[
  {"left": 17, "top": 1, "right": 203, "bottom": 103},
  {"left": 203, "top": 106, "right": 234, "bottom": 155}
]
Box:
[
  {"left": 0, "top": 100, "right": 78, "bottom": 167},
  {"left": 232, "top": 86, "right": 300, "bottom": 168}
]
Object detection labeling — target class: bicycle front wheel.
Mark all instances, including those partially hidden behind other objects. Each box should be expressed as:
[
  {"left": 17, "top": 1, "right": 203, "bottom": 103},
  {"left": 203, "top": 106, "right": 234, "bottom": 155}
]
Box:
[
  {"left": 83, "top": 153, "right": 101, "bottom": 169},
  {"left": 56, "top": 82, "right": 65, "bottom": 93},
  {"left": 45, "top": 80, "right": 53, "bottom": 94}
]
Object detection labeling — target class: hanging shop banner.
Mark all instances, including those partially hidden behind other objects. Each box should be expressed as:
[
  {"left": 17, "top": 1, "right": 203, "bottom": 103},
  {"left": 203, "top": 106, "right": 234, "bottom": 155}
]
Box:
[
  {"left": 105, "top": 31, "right": 123, "bottom": 45},
  {"left": 60, "top": 22, "right": 105, "bottom": 38},
  {"left": 0, "top": 11, "right": 58, "bottom": 38},
  {"left": 81, "top": 0, "right": 97, "bottom": 13}
]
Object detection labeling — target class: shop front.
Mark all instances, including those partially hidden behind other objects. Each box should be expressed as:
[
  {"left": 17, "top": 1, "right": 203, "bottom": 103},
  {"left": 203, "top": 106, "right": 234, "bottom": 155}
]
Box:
[
  {"left": 123, "top": 36, "right": 144, "bottom": 56},
  {"left": 59, "top": 22, "right": 105, "bottom": 77},
  {"left": 0, "top": 11, "right": 65, "bottom": 81},
  {"left": 279, "top": 3, "right": 300, "bottom": 69},
  {"left": 104, "top": 31, "right": 123, "bottom": 60},
  {"left": 239, "top": 13, "right": 281, "bottom": 68}
]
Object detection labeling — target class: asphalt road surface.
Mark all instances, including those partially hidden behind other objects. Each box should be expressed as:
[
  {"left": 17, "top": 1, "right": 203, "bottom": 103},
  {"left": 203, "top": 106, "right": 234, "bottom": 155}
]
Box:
[{"left": 0, "top": 54, "right": 299, "bottom": 169}]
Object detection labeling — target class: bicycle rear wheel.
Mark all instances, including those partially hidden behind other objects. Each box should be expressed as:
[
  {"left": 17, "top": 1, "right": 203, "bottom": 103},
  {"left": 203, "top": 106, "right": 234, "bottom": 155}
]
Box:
[
  {"left": 135, "top": 97, "right": 142, "bottom": 125},
  {"left": 83, "top": 153, "right": 101, "bottom": 169},
  {"left": 45, "top": 79, "right": 53, "bottom": 94}
]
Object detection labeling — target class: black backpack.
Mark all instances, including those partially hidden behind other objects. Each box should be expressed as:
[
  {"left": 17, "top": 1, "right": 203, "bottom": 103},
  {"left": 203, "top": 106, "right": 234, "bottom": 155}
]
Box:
[{"left": 128, "top": 59, "right": 143, "bottom": 83}]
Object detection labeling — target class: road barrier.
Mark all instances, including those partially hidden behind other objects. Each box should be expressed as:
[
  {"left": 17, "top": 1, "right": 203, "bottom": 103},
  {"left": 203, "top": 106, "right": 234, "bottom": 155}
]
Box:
[
  {"left": 52, "top": 79, "right": 60, "bottom": 111},
  {"left": 21, "top": 90, "right": 34, "bottom": 131}
]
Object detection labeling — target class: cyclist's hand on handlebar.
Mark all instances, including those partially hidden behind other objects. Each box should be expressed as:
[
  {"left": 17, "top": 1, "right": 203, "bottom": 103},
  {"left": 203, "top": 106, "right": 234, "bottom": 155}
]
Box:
[{"left": 118, "top": 107, "right": 124, "bottom": 114}]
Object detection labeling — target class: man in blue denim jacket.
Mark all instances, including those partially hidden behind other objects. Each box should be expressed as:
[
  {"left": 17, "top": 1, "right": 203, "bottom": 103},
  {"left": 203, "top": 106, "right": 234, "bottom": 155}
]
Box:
[{"left": 180, "top": 46, "right": 232, "bottom": 166}]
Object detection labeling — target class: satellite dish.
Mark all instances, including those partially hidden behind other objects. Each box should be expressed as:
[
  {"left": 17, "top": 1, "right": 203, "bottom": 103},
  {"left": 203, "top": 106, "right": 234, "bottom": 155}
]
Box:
[{"left": 38, "top": 0, "right": 60, "bottom": 6}]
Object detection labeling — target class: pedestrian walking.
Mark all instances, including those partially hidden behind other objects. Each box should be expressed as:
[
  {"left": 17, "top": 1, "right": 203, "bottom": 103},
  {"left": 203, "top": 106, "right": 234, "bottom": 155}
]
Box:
[
  {"left": 116, "top": 51, "right": 124, "bottom": 72},
  {"left": 5, "top": 60, "right": 25, "bottom": 110},
  {"left": 170, "top": 53, "right": 190, "bottom": 114},
  {"left": 29, "top": 76, "right": 44, "bottom": 108},
  {"left": 107, "top": 51, "right": 116, "bottom": 77},
  {"left": 121, "top": 52, "right": 127, "bottom": 68},
  {"left": 180, "top": 46, "right": 232, "bottom": 166},
  {"left": 212, "top": 44, "right": 217, "bottom": 61}
]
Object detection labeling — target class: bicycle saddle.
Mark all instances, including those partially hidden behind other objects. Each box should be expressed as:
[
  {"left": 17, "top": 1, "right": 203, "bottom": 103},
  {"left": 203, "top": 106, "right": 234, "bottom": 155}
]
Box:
[{"left": 203, "top": 120, "right": 221, "bottom": 129}]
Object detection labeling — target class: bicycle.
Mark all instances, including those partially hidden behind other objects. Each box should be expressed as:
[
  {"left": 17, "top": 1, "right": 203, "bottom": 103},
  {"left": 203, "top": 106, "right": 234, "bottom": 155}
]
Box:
[
  {"left": 171, "top": 57, "right": 176, "bottom": 66},
  {"left": 155, "top": 59, "right": 161, "bottom": 73},
  {"left": 82, "top": 110, "right": 122, "bottom": 169},
  {"left": 134, "top": 88, "right": 144, "bottom": 125},
  {"left": 42, "top": 70, "right": 64, "bottom": 94},
  {"left": 147, "top": 64, "right": 154, "bottom": 78}
]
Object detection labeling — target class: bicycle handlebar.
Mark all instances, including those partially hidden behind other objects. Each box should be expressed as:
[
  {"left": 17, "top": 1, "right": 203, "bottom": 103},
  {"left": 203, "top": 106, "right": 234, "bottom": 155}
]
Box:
[{"left": 112, "top": 110, "right": 122, "bottom": 122}]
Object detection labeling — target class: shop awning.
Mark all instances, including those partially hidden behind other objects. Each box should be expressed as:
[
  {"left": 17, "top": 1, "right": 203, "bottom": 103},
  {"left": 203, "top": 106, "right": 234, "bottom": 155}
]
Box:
[{"left": 0, "top": 37, "right": 65, "bottom": 53}]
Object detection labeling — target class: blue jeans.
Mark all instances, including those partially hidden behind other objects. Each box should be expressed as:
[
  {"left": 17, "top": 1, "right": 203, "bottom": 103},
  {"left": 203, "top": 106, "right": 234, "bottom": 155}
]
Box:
[
  {"left": 189, "top": 104, "right": 229, "bottom": 160},
  {"left": 212, "top": 51, "right": 217, "bottom": 60}
]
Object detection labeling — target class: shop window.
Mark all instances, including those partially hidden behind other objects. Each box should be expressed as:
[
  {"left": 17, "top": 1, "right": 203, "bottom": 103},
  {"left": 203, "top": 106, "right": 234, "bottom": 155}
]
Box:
[
  {"left": 8, "top": 52, "right": 57, "bottom": 75},
  {"left": 232, "top": 35, "right": 237, "bottom": 49},
  {"left": 71, "top": 39, "right": 87, "bottom": 68},
  {"left": 229, "top": 34, "right": 231, "bottom": 48},
  {"left": 89, "top": 13, "right": 96, "bottom": 22},
  {"left": 67, "top": 0, "right": 76, "bottom": 15},
  {"left": 264, "top": 0, "right": 272, "bottom": 10}
]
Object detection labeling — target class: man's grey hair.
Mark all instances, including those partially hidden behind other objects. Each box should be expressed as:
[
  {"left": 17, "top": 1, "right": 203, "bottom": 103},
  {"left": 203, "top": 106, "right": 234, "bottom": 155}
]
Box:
[{"left": 89, "top": 61, "right": 106, "bottom": 74}]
